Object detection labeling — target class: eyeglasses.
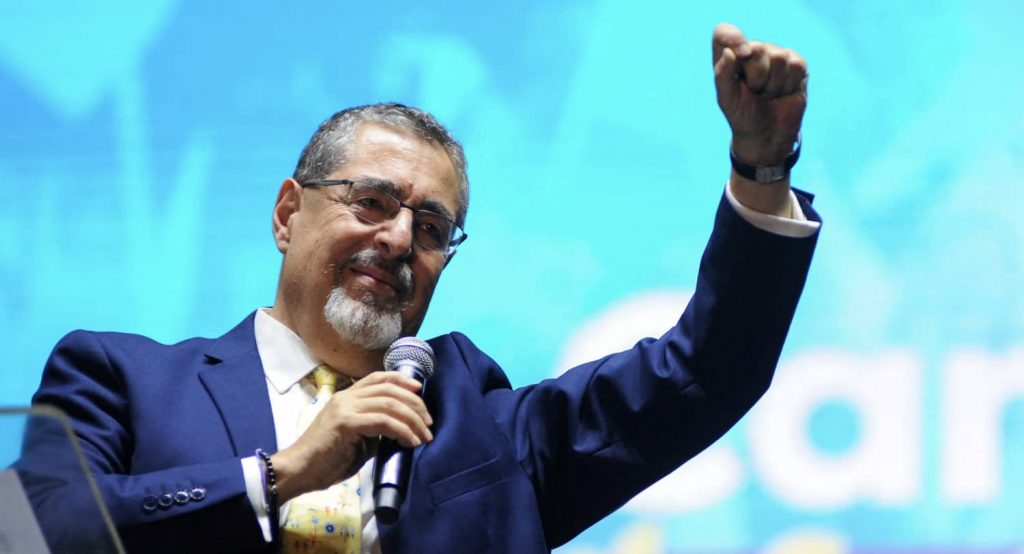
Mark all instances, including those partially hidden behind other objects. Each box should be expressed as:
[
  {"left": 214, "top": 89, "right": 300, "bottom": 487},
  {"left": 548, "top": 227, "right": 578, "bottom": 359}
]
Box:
[{"left": 300, "top": 178, "right": 467, "bottom": 256}]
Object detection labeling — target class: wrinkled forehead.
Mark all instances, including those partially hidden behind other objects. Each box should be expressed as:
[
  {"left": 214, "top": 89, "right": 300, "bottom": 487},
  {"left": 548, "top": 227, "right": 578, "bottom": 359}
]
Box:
[{"left": 336, "top": 123, "right": 462, "bottom": 214}]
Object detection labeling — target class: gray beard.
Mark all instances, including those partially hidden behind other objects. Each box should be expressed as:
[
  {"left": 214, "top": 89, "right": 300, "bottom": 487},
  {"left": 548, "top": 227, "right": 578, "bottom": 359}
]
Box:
[{"left": 323, "top": 286, "right": 403, "bottom": 351}]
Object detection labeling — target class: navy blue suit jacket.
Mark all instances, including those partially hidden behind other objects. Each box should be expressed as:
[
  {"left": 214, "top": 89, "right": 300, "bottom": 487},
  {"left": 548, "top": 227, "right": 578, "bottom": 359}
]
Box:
[{"left": 19, "top": 194, "right": 819, "bottom": 553}]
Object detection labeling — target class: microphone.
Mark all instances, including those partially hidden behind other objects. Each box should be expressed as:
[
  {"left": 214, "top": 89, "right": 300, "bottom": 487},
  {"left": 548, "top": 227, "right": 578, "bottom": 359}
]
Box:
[{"left": 373, "top": 336, "right": 435, "bottom": 524}]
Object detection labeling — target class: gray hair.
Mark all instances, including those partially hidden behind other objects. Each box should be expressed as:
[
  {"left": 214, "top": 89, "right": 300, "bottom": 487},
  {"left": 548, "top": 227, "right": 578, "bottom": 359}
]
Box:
[{"left": 293, "top": 103, "right": 470, "bottom": 228}]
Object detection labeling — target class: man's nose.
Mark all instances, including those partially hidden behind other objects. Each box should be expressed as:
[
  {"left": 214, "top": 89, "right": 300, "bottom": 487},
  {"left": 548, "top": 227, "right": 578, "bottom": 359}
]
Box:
[{"left": 374, "top": 207, "right": 415, "bottom": 259}]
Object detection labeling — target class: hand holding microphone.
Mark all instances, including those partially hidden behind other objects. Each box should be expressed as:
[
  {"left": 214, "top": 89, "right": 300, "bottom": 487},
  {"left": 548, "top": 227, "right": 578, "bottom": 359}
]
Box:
[
  {"left": 374, "top": 337, "right": 436, "bottom": 523},
  {"left": 270, "top": 339, "right": 435, "bottom": 505}
]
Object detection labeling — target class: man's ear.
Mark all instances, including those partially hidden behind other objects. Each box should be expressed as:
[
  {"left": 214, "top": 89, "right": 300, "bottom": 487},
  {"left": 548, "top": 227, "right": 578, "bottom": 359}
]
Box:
[{"left": 272, "top": 179, "right": 302, "bottom": 254}]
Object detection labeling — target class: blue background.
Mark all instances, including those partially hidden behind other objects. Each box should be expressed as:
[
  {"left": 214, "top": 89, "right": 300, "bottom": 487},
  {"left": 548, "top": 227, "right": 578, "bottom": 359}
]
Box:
[{"left": 2, "top": 1, "right": 1023, "bottom": 552}]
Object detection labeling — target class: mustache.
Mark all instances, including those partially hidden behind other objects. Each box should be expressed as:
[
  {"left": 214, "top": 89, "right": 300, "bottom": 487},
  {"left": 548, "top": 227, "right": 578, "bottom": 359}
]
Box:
[{"left": 330, "top": 249, "right": 415, "bottom": 306}]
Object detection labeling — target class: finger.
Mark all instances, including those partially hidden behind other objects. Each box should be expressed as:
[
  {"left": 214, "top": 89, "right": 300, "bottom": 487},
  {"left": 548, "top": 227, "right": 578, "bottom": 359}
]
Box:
[
  {"left": 356, "top": 395, "right": 433, "bottom": 442},
  {"left": 739, "top": 41, "right": 770, "bottom": 93},
  {"left": 353, "top": 412, "right": 423, "bottom": 448},
  {"left": 350, "top": 403, "right": 433, "bottom": 448},
  {"left": 354, "top": 370, "right": 423, "bottom": 394},
  {"left": 761, "top": 45, "right": 790, "bottom": 98},
  {"left": 712, "top": 22, "right": 751, "bottom": 65},
  {"left": 781, "top": 52, "right": 809, "bottom": 97},
  {"left": 342, "top": 382, "right": 430, "bottom": 425}
]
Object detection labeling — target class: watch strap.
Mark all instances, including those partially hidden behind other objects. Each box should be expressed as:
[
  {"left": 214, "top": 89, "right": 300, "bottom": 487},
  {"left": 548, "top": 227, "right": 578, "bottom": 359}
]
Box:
[{"left": 730, "top": 137, "right": 801, "bottom": 184}]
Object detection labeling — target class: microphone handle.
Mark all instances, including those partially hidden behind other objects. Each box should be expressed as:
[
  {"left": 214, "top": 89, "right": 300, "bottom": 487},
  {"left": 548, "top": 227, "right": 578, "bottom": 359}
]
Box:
[{"left": 373, "top": 361, "right": 427, "bottom": 524}]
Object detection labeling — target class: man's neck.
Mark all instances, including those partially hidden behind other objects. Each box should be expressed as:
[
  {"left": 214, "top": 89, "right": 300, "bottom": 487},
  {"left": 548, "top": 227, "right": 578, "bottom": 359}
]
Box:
[{"left": 263, "top": 306, "right": 385, "bottom": 379}]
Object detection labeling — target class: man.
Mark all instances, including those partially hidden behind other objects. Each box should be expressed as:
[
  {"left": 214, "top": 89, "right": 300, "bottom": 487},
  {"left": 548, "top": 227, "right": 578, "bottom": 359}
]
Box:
[{"left": 18, "top": 23, "right": 820, "bottom": 553}]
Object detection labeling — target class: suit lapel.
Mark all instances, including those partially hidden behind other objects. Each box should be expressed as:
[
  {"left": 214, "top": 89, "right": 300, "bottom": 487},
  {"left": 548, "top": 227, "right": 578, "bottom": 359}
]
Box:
[{"left": 198, "top": 312, "right": 278, "bottom": 455}]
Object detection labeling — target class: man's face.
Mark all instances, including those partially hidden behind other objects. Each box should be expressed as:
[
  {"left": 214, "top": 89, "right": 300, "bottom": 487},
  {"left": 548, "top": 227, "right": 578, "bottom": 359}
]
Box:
[{"left": 273, "top": 123, "right": 461, "bottom": 365}]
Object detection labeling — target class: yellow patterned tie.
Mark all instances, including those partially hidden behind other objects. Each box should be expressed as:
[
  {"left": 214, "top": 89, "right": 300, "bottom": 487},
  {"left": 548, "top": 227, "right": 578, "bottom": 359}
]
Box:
[{"left": 282, "top": 365, "right": 362, "bottom": 553}]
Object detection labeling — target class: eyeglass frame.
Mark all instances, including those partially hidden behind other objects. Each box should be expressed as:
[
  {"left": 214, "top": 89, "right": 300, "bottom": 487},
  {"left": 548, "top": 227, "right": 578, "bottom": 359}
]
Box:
[{"left": 298, "top": 178, "right": 468, "bottom": 257}]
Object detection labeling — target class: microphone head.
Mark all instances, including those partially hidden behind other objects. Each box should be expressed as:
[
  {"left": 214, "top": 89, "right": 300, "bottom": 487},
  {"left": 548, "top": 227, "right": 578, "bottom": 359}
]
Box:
[{"left": 384, "top": 337, "right": 435, "bottom": 378}]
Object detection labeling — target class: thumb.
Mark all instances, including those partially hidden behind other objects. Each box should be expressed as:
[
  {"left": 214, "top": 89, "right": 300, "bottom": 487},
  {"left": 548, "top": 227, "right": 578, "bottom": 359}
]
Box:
[
  {"left": 714, "top": 46, "right": 740, "bottom": 113},
  {"left": 712, "top": 22, "right": 750, "bottom": 65}
]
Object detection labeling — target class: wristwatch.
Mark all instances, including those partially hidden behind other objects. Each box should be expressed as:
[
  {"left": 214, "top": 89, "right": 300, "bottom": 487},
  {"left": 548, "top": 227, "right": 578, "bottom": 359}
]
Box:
[{"left": 729, "top": 136, "right": 801, "bottom": 185}]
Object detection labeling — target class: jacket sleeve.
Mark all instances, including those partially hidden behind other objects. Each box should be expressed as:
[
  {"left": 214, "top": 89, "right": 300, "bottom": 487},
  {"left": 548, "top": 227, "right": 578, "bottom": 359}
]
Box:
[
  {"left": 482, "top": 192, "right": 821, "bottom": 547},
  {"left": 15, "top": 331, "right": 269, "bottom": 554}
]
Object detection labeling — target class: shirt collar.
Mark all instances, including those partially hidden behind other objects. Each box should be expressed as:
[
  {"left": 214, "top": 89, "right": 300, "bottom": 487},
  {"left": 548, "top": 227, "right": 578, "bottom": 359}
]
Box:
[{"left": 254, "top": 308, "right": 319, "bottom": 394}]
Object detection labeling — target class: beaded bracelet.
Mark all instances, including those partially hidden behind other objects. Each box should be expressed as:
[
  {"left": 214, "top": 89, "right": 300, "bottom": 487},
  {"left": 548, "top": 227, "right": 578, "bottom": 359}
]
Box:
[{"left": 255, "top": 448, "right": 279, "bottom": 543}]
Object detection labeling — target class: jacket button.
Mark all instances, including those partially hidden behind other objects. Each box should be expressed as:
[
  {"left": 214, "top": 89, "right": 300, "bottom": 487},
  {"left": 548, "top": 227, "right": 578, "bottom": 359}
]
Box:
[
  {"left": 158, "top": 493, "right": 174, "bottom": 508},
  {"left": 142, "top": 495, "right": 159, "bottom": 513},
  {"left": 174, "top": 490, "right": 190, "bottom": 505},
  {"left": 189, "top": 487, "right": 207, "bottom": 501}
]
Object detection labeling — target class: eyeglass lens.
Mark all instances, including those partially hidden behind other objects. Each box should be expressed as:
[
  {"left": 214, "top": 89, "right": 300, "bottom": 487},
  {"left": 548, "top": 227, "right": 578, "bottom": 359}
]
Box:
[{"left": 346, "top": 182, "right": 453, "bottom": 252}]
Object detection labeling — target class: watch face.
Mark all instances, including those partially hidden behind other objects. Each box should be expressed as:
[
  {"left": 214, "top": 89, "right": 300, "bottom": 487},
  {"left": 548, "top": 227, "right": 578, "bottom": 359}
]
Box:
[{"left": 755, "top": 166, "right": 787, "bottom": 184}]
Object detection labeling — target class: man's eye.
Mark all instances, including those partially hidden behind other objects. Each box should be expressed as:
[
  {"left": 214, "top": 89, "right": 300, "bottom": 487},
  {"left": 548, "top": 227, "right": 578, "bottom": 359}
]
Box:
[
  {"left": 416, "top": 216, "right": 448, "bottom": 248},
  {"left": 351, "top": 195, "right": 388, "bottom": 212}
]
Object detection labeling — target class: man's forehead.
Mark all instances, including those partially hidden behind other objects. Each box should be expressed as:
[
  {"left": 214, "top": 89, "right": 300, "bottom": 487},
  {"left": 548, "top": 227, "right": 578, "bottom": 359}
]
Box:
[
  {"left": 342, "top": 124, "right": 460, "bottom": 198},
  {"left": 352, "top": 123, "right": 446, "bottom": 162}
]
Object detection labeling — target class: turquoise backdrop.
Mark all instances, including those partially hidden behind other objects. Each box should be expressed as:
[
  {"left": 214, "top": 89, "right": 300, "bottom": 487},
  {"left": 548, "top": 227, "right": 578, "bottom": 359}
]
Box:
[{"left": 2, "top": 1, "right": 1022, "bottom": 552}]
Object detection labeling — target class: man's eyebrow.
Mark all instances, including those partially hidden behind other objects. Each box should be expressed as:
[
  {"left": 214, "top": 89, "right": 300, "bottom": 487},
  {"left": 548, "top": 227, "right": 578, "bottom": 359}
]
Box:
[
  {"left": 415, "top": 198, "right": 456, "bottom": 221},
  {"left": 359, "top": 177, "right": 401, "bottom": 196},
  {"left": 359, "top": 177, "right": 456, "bottom": 221}
]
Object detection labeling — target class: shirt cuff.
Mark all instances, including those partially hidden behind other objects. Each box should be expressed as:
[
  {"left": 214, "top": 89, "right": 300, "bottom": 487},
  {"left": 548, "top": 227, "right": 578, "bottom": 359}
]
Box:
[
  {"left": 241, "top": 456, "right": 273, "bottom": 543},
  {"left": 725, "top": 180, "right": 821, "bottom": 238}
]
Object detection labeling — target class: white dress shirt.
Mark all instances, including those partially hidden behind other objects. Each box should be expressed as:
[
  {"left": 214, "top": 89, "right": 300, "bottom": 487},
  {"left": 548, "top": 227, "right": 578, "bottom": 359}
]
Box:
[{"left": 242, "top": 309, "right": 381, "bottom": 553}]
